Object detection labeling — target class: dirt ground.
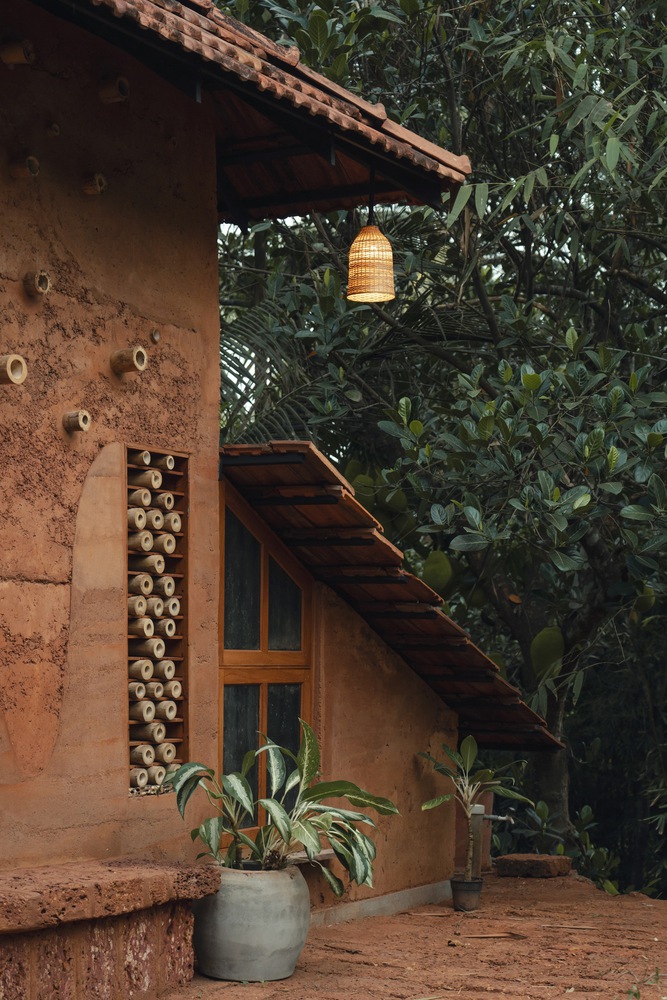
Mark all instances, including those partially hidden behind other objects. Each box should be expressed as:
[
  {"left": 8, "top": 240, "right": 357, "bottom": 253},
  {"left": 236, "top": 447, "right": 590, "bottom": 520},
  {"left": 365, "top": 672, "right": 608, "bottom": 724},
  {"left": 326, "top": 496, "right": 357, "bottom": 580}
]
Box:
[{"left": 164, "top": 872, "right": 666, "bottom": 1000}]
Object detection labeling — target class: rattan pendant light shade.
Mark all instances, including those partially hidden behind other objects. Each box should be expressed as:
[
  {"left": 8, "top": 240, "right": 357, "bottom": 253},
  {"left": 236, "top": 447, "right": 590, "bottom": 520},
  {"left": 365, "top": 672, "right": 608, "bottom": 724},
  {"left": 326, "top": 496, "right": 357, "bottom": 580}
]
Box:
[
  {"left": 347, "top": 225, "right": 395, "bottom": 302},
  {"left": 346, "top": 165, "right": 395, "bottom": 303}
]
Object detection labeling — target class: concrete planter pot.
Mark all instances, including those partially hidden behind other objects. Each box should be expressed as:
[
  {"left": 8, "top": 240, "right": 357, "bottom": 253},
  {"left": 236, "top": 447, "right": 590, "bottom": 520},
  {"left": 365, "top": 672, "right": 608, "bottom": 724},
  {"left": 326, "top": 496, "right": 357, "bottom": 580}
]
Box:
[
  {"left": 450, "top": 877, "right": 483, "bottom": 912},
  {"left": 192, "top": 865, "right": 311, "bottom": 982}
]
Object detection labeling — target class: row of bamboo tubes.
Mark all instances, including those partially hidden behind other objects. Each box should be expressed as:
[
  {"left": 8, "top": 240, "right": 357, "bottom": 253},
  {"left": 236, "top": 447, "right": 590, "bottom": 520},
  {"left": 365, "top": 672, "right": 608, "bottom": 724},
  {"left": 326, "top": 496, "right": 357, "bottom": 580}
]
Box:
[{"left": 127, "top": 450, "right": 186, "bottom": 790}]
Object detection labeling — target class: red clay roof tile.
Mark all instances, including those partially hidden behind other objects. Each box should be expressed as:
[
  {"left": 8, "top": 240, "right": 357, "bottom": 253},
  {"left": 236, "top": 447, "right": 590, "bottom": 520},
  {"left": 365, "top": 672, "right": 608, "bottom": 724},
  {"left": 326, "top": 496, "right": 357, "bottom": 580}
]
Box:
[{"left": 81, "top": 0, "right": 471, "bottom": 211}]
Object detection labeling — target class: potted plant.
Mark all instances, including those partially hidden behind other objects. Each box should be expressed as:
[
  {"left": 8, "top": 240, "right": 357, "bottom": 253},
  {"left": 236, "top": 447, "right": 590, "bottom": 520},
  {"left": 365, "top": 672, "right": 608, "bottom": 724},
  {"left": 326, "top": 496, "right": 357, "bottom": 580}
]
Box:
[
  {"left": 420, "top": 734, "right": 532, "bottom": 911},
  {"left": 167, "top": 719, "right": 398, "bottom": 982}
]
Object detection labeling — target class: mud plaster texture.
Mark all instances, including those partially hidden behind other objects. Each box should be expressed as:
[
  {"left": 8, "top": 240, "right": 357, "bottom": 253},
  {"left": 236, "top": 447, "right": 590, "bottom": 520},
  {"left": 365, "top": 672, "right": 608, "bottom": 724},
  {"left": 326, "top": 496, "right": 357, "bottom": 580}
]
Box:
[
  {"left": 0, "top": 0, "right": 220, "bottom": 870},
  {"left": 304, "top": 586, "right": 459, "bottom": 906},
  {"left": 163, "top": 873, "right": 667, "bottom": 1000}
]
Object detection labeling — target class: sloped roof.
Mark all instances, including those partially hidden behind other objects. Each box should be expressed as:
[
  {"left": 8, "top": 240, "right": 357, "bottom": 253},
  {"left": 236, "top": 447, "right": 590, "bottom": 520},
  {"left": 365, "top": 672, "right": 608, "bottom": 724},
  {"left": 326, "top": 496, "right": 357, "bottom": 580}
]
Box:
[
  {"left": 45, "top": 0, "right": 471, "bottom": 222},
  {"left": 219, "top": 441, "right": 562, "bottom": 753}
]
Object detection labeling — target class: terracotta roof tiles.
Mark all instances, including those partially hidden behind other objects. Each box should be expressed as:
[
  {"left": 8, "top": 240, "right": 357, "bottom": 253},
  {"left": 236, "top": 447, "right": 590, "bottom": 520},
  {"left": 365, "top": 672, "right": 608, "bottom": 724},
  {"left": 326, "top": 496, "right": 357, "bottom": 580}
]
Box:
[{"left": 80, "top": 0, "right": 470, "bottom": 218}]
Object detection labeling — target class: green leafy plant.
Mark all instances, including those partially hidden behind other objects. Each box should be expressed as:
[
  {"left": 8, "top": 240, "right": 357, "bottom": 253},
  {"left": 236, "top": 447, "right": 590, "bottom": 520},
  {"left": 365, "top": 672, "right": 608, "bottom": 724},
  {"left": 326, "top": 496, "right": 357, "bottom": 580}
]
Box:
[
  {"left": 166, "top": 719, "right": 398, "bottom": 897},
  {"left": 563, "top": 804, "right": 620, "bottom": 893},
  {"left": 420, "top": 735, "right": 532, "bottom": 881},
  {"left": 492, "top": 798, "right": 565, "bottom": 857}
]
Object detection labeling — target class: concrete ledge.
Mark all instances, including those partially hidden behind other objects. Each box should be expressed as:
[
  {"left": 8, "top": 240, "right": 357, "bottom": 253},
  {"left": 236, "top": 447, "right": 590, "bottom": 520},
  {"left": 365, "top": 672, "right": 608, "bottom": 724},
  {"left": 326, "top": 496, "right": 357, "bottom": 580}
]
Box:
[
  {"left": 310, "top": 879, "right": 452, "bottom": 927},
  {"left": 495, "top": 854, "right": 572, "bottom": 878},
  {"left": 0, "top": 860, "right": 220, "bottom": 935}
]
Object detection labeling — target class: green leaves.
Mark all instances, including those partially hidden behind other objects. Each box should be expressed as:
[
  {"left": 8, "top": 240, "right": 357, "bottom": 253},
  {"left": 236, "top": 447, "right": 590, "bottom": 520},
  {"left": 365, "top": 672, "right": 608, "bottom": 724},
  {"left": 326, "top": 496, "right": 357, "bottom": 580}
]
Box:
[
  {"left": 296, "top": 719, "right": 320, "bottom": 786},
  {"left": 167, "top": 717, "right": 397, "bottom": 892},
  {"left": 606, "top": 135, "right": 621, "bottom": 173},
  {"left": 447, "top": 184, "right": 473, "bottom": 227}
]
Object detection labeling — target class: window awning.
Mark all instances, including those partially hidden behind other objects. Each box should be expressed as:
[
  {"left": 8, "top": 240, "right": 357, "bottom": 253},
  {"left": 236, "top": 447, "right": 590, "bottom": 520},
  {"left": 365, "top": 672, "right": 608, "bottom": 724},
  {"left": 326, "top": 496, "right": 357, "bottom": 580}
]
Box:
[
  {"left": 220, "top": 441, "right": 562, "bottom": 753},
  {"left": 42, "top": 0, "right": 471, "bottom": 224}
]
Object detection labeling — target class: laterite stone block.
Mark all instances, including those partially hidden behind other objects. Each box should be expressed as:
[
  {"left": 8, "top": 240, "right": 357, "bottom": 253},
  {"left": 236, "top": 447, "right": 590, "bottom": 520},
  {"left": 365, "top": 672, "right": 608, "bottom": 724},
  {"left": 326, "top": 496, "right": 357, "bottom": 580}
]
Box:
[{"left": 495, "top": 853, "right": 573, "bottom": 878}]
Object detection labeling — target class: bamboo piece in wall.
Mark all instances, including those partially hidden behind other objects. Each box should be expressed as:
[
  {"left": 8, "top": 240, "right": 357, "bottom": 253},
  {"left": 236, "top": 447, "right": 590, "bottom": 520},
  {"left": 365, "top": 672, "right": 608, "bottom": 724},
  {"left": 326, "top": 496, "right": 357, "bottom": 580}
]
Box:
[
  {"left": 129, "top": 554, "right": 165, "bottom": 574},
  {"left": 130, "top": 744, "right": 155, "bottom": 766},
  {"left": 152, "top": 492, "right": 174, "bottom": 511},
  {"left": 154, "top": 742, "right": 176, "bottom": 764},
  {"left": 133, "top": 721, "right": 166, "bottom": 743},
  {"left": 0, "top": 40, "right": 35, "bottom": 65},
  {"left": 154, "top": 700, "right": 177, "bottom": 721},
  {"left": 128, "top": 469, "right": 162, "bottom": 490},
  {"left": 0, "top": 355, "right": 28, "bottom": 385},
  {"left": 131, "top": 636, "right": 165, "bottom": 659},
  {"left": 128, "top": 573, "right": 153, "bottom": 596},
  {"left": 129, "top": 700, "right": 156, "bottom": 722},
  {"left": 127, "top": 595, "right": 148, "bottom": 617},
  {"left": 152, "top": 576, "right": 175, "bottom": 597},
  {"left": 162, "top": 512, "right": 181, "bottom": 534},
  {"left": 128, "top": 531, "right": 153, "bottom": 552},
  {"left": 145, "top": 681, "right": 164, "bottom": 699},
  {"left": 152, "top": 454, "right": 175, "bottom": 471},
  {"left": 163, "top": 679, "right": 182, "bottom": 699},
  {"left": 128, "top": 617, "right": 154, "bottom": 638},
  {"left": 145, "top": 509, "right": 164, "bottom": 531},
  {"left": 111, "top": 345, "right": 146, "bottom": 374},
  {"left": 128, "top": 681, "right": 146, "bottom": 701},
  {"left": 153, "top": 660, "right": 175, "bottom": 681},
  {"left": 147, "top": 765, "right": 166, "bottom": 786},
  {"left": 154, "top": 618, "right": 175, "bottom": 638},
  {"left": 127, "top": 508, "right": 147, "bottom": 530},
  {"left": 128, "top": 449, "right": 151, "bottom": 466},
  {"left": 62, "top": 410, "right": 91, "bottom": 433},
  {"left": 129, "top": 659, "right": 154, "bottom": 681},
  {"left": 130, "top": 768, "right": 148, "bottom": 788},
  {"left": 128, "top": 488, "right": 152, "bottom": 507},
  {"left": 165, "top": 763, "right": 179, "bottom": 776},
  {"left": 145, "top": 597, "right": 164, "bottom": 617},
  {"left": 152, "top": 533, "right": 175, "bottom": 555},
  {"left": 164, "top": 597, "right": 180, "bottom": 617}
]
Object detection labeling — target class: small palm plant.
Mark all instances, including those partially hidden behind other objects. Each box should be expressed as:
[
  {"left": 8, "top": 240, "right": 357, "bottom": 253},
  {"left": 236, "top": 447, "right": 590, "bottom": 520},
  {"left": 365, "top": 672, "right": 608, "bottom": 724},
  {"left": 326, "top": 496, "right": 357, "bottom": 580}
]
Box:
[
  {"left": 420, "top": 735, "right": 532, "bottom": 881},
  {"left": 167, "top": 719, "right": 398, "bottom": 897}
]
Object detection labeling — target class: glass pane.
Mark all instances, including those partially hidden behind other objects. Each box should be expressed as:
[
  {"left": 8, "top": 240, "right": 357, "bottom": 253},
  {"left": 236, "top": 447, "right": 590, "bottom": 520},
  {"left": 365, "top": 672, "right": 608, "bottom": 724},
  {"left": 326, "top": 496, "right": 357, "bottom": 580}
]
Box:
[
  {"left": 224, "top": 508, "right": 261, "bottom": 649},
  {"left": 268, "top": 557, "right": 302, "bottom": 650},
  {"left": 268, "top": 683, "right": 302, "bottom": 812},
  {"left": 223, "top": 684, "right": 259, "bottom": 826}
]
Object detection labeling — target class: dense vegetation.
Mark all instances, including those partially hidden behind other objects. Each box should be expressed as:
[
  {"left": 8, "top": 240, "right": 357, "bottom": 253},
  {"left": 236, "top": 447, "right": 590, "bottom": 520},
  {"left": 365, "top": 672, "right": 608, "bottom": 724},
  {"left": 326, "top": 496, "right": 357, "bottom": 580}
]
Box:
[{"left": 216, "top": 0, "right": 667, "bottom": 895}]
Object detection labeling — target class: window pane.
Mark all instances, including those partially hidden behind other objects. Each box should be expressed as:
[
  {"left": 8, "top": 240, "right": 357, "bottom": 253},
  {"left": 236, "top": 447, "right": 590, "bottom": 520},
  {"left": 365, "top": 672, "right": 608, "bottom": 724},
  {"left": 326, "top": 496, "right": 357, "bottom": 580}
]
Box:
[
  {"left": 268, "top": 557, "right": 302, "bottom": 650},
  {"left": 223, "top": 684, "right": 259, "bottom": 826},
  {"left": 224, "top": 508, "right": 261, "bottom": 649},
  {"left": 268, "top": 683, "right": 302, "bottom": 812}
]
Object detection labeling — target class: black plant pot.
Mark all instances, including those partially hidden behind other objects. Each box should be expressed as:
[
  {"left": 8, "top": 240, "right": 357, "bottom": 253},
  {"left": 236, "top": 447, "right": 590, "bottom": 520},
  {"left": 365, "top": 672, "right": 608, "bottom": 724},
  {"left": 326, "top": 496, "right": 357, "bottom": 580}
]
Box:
[{"left": 450, "top": 877, "right": 483, "bottom": 912}]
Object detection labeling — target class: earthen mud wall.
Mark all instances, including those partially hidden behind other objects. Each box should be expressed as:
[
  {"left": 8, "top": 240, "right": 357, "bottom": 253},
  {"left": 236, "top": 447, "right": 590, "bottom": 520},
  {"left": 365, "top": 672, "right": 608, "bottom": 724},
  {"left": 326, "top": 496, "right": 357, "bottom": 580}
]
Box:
[
  {"left": 309, "top": 585, "right": 458, "bottom": 903},
  {"left": 0, "top": 0, "right": 221, "bottom": 870}
]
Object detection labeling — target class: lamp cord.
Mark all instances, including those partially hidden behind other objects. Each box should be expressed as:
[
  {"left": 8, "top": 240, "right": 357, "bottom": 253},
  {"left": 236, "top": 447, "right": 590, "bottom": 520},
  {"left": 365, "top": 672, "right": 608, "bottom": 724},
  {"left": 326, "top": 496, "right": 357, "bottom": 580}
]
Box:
[{"left": 368, "top": 164, "right": 375, "bottom": 226}]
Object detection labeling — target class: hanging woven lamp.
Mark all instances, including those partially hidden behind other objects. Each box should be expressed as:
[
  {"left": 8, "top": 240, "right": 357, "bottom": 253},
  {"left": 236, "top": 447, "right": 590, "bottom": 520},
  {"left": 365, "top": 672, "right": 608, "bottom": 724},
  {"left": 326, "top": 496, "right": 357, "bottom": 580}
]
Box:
[{"left": 347, "top": 167, "right": 395, "bottom": 303}]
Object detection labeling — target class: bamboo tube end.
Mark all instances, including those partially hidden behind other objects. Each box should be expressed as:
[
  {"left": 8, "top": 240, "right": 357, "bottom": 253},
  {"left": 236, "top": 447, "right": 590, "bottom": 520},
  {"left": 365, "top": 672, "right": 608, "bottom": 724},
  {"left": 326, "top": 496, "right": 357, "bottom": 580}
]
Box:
[
  {"left": 110, "top": 345, "right": 148, "bottom": 375},
  {"left": 0, "top": 355, "right": 28, "bottom": 385},
  {"left": 62, "top": 410, "right": 91, "bottom": 433},
  {"left": 23, "top": 270, "right": 51, "bottom": 298},
  {"left": 0, "top": 40, "right": 35, "bottom": 65},
  {"left": 83, "top": 173, "right": 107, "bottom": 196},
  {"left": 99, "top": 76, "right": 130, "bottom": 104},
  {"left": 10, "top": 155, "right": 39, "bottom": 179}
]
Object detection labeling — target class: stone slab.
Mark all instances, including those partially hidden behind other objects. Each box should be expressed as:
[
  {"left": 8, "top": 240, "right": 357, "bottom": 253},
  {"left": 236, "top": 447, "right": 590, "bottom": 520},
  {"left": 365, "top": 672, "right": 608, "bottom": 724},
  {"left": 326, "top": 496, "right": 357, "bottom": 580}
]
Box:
[
  {"left": 0, "top": 860, "right": 220, "bottom": 934},
  {"left": 495, "top": 854, "right": 572, "bottom": 878}
]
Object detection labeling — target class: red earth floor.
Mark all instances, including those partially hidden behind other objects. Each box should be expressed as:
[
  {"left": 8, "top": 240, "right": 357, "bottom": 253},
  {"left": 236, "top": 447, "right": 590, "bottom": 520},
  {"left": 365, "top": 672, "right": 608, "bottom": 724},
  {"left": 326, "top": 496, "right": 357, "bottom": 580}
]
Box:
[{"left": 164, "top": 872, "right": 667, "bottom": 1000}]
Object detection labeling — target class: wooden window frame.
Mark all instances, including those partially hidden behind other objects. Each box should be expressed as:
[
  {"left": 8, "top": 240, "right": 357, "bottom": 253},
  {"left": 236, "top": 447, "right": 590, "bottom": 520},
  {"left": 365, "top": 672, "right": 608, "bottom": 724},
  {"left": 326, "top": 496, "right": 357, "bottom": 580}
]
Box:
[{"left": 218, "top": 478, "right": 313, "bottom": 785}]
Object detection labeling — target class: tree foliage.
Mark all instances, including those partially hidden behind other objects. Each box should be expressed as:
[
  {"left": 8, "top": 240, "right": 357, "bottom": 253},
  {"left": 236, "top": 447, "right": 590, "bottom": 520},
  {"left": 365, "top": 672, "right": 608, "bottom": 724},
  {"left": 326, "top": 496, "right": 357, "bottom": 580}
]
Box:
[{"left": 216, "top": 0, "right": 667, "bottom": 892}]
